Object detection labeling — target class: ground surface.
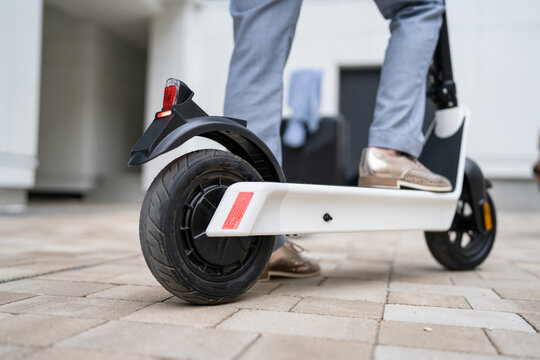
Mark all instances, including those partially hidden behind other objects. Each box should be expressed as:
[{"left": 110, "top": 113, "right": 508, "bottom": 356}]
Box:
[{"left": 0, "top": 203, "right": 539, "bottom": 360}]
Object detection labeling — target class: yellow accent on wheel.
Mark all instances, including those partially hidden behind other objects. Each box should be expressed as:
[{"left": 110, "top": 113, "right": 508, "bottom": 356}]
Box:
[{"left": 483, "top": 201, "right": 493, "bottom": 231}]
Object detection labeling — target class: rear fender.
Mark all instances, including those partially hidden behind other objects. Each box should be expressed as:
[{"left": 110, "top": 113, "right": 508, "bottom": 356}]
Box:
[{"left": 128, "top": 89, "right": 285, "bottom": 182}]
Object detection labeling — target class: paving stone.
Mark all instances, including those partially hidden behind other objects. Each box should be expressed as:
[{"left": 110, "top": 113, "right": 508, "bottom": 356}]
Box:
[
  {"left": 476, "top": 266, "right": 537, "bottom": 280},
  {"left": 390, "top": 272, "right": 454, "bottom": 285},
  {"left": 59, "top": 320, "right": 257, "bottom": 360},
  {"left": 274, "top": 278, "right": 387, "bottom": 303},
  {"left": 248, "top": 281, "right": 282, "bottom": 294},
  {"left": 389, "top": 282, "right": 499, "bottom": 298},
  {"left": 218, "top": 309, "right": 378, "bottom": 342},
  {"left": 0, "top": 295, "right": 150, "bottom": 320},
  {"left": 122, "top": 302, "right": 238, "bottom": 327},
  {"left": 220, "top": 294, "right": 302, "bottom": 312},
  {"left": 24, "top": 347, "right": 157, "bottom": 360},
  {"left": 487, "top": 329, "right": 540, "bottom": 358},
  {"left": 383, "top": 304, "right": 535, "bottom": 332},
  {"left": 466, "top": 296, "right": 540, "bottom": 314},
  {"left": 38, "top": 264, "right": 139, "bottom": 283},
  {"left": 292, "top": 297, "right": 383, "bottom": 319},
  {"left": 0, "top": 291, "right": 35, "bottom": 306},
  {"left": 0, "top": 279, "right": 113, "bottom": 297},
  {"left": 388, "top": 291, "right": 471, "bottom": 309},
  {"left": 0, "top": 344, "right": 37, "bottom": 360},
  {"left": 88, "top": 285, "right": 172, "bottom": 302},
  {"left": 104, "top": 271, "right": 161, "bottom": 287},
  {"left": 166, "top": 293, "right": 301, "bottom": 312},
  {"left": 322, "top": 260, "right": 391, "bottom": 281},
  {"left": 238, "top": 334, "right": 372, "bottom": 360},
  {"left": 378, "top": 321, "right": 496, "bottom": 354},
  {"left": 494, "top": 287, "right": 540, "bottom": 301},
  {"left": 0, "top": 267, "right": 43, "bottom": 282},
  {"left": 374, "top": 345, "right": 515, "bottom": 360},
  {"left": 453, "top": 278, "right": 540, "bottom": 291},
  {"left": 0, "top": 313, "right": 103, "bottom": 346},
  {"left": 521, "top": 312, "right": 540, "bottom": 331}
]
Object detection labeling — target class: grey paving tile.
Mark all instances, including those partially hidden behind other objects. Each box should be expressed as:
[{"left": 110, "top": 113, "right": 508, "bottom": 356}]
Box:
[
  {"left": 494, "top": 287, "right": 540, "bottom": 301},
  {"left": 388, "top": 291, "right": 471, "bottom": 309},
  {"left": 0, "top": 279, "right": 114, "bottom": 297},
  {"left": 466, "top": 296, "right": 540, "bottom": 314},
  {"left": 374, "top": 345, "right": 515, "bottom": 360},
  {"left": 0, "top": 295, "right": 150, "bottom": 320},
  {"left": 0, "top": 344, "right": 38, "bottom": 360},
  {"left": 0, "top": 291, "right": 35, "bottom": 306},
  {"left": 122, "top": 302, "right": 238, "bottom": 327},
  {"left": 378, "top": 321, "right": 496, "bottom": 354},
  {"left": 383, "top": 304, "right": 535, "bottom": 332},
  {"left": 247, "top": 281, "right": 282, "bottom": 294},
  {"left": 389, "top": 282, "right": 499, "bottom": 298},
  {"left": 487, "top": 329, "right": 540, "bottom": 358},
  {"left": 59, "top": 320, "right": 257, "bottom": 360},
  {"left": 274, "top": 278, "right": 387, "bottom": 303},
  {"left": 238, "top": 334, "right": 372, "bottom": 360},
  {"left": 0, "top": 313, "right": 103, "bottom": 346},
  {"left": 88, "top": 285, "right": 172, "bottom": 302},
  {"left": 218, "top": 309, "right": 378, "bottom": 342},
  {"left": 24, "top": 347, "right": 157, "bottom": 360},
  {"left": 292, "top": 296, "right": 383, "bottom": 319}
]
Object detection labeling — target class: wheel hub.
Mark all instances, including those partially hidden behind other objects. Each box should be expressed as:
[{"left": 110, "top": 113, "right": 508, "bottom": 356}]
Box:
[{"left": 189, "top": 185, "right": 252, "bottom": 267}]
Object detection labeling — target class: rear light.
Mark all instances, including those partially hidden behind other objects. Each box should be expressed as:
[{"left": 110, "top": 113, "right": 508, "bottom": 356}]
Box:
[
  {"left": 157, "top": 110, "right": 172, "bottom": 118},
  {"left": 162, "top": 78, "right": 182, "bottom": 110}
]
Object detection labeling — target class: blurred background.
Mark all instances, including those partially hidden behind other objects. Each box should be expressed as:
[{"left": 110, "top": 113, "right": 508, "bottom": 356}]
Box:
[{"left": 1, "top": 0, "right": 539, "bottom": 213}]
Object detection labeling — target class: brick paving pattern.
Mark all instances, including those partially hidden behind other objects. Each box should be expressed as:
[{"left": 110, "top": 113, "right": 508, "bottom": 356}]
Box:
[{"left": 0, "top": 205, "right": 539, "bottom": 359}]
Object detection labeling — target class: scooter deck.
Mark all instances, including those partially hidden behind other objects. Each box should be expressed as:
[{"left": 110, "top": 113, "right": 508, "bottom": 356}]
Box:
[{"left": 206, "top": 182, "right": 461, "bottom": 237}]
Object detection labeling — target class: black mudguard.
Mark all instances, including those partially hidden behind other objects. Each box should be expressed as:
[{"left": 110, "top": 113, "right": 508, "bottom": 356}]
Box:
[
  {"left": 128, "top": 86, "right": 285, "bottom": 183},
  {"left": 463, "top": 158, "right": 490, "bottom": 233}
]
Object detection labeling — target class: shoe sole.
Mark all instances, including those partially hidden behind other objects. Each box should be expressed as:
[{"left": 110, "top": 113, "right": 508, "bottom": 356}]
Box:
[
  {"left": 259, "top": 270, "right": 321, "bottom": 282},
  {"left": 358, "top": 176, "right": 452, "bottom": 193}
]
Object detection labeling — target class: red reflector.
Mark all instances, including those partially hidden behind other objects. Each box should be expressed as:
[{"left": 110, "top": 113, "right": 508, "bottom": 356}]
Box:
[
  {"left": 157, "top": 110, "right": 172, "bottom": 118},
  {"left": 163, "top": 85, "right": 177, "bottom": 110},
  {"left": 222, "top": 192, "right": 254, "bottom": 230}
]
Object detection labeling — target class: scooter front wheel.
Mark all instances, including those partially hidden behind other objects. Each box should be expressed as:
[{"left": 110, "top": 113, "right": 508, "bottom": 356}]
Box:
[
  {"left": 425, "top": 187, "right": 496, "bottom": 270},
  {"left": 139, "top": 149, "right": 274, "bottom": 304}
]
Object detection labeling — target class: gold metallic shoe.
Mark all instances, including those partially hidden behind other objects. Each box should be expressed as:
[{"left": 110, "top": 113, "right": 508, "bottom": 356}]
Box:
[
  {"left": 259, "top": 240, "right": 320, "bottom": 281},
  {"left": 358, "top": 147, "right": 452, "bottom": 192}
]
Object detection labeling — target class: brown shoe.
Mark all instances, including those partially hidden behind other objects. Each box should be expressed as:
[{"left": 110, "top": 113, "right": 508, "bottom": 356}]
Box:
[
  {"left": 259, "top": 240, "right": 320, "bottom": 281},
  {"left": 358, "top": 147, "right": 452, "bottom": 192}
]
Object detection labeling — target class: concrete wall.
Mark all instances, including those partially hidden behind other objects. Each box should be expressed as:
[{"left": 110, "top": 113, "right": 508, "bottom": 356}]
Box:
[
  {"left": 36, "top": 4, "right": 146, "bottom": 192},
  {"left": 143, "top": 0, "right": 540, "bottom": 189},
  {"left": 0, "top": 0, "right": 43, "bottom": 207}
]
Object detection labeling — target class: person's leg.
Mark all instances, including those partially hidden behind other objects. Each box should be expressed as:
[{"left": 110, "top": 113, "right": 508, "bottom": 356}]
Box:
[
  {"left": 225, "top": 0, "right": 303, "bottom": 165},
  {"left": 359, "top": 0, "right": 450, "bottom": 192},
  {"left": 225, "top": 0, "right": 302, "bottom": 251},
  {"left": 370, "top": 0, "right": 445, "bottom": 158}
]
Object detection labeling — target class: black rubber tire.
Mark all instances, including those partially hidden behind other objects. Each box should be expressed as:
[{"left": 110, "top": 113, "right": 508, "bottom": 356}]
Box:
[
  {"left": 425, "top": 191, "right": 496, "bottom": 271},
  {"left": 139, "top": 149, "right": 275, "bottom": 304}
]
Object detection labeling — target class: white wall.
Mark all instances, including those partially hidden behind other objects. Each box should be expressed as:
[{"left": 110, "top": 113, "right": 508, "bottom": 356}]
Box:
[
  {"left": 36, "top": 5, "right": 146, "bottom": 192},
  {"left": 0, "top": 0, "right": 43, "bottom": 192},
  {"left": 143, "top": 0, "right": 540, "bottom": 188}
]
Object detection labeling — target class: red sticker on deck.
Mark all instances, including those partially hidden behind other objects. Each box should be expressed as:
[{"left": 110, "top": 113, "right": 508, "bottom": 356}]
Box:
[{"left": 222, "top": 192, "right": 254, "bottom": 230}]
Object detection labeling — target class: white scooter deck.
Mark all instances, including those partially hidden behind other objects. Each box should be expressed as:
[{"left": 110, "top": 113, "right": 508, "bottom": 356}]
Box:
[{"left": 206, "top": 106, "right": 468, "bottom": 237}]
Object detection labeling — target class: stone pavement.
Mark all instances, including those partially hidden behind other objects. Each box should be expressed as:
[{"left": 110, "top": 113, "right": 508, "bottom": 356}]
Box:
[{"left": 0, "top": 204, "right": 539, "bottom": 359}]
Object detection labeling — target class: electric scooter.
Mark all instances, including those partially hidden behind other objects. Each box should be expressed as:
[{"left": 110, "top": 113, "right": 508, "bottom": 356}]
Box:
[{"left": 129, "top": 13, "right": 496, "bottom": 304}]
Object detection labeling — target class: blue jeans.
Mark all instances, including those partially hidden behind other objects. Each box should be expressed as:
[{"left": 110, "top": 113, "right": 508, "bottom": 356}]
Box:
[{"left": 224, "top": 0, "right": 445, "bottom": 249}]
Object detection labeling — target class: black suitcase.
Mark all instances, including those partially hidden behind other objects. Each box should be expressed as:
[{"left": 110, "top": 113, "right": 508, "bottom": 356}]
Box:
[{"left": 281, "top": 116, "right": 348, "bottom": 186}]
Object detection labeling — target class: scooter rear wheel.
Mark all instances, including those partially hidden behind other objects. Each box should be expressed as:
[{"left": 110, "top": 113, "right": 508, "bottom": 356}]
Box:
[
  {"left": 425, "top": 187, "right": 496, "bottom": 270},
  {"left": 139, "top": 149, "right": 274, "bottom": 304}
]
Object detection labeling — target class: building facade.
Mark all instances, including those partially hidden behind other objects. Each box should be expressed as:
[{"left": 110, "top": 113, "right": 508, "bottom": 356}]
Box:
[{"left": 1, "top": 0, "right": 539, "bottom": 210}]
